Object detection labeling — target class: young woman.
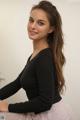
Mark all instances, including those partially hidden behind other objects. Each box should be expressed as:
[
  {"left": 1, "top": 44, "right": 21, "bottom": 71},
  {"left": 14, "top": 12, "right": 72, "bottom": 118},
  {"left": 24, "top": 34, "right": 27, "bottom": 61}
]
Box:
[{"left": 0, "top": 1, "right": 73, "bottom": 120}]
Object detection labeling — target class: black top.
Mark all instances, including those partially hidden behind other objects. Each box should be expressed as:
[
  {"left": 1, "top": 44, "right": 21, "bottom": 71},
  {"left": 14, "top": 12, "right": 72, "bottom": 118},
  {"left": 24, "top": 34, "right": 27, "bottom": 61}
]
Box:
[{"left": 0, "top": 47, "right": 62, "bottom": 114}]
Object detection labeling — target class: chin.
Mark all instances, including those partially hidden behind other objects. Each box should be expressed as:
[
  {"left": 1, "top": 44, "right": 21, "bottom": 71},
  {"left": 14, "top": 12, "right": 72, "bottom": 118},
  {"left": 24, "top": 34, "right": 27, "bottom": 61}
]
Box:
[
  {"left": 29, "top": 36, "right": 38, "bottom": 41},
  {"left": 29, "top": 37, "right": 37, "bottom": 41}
]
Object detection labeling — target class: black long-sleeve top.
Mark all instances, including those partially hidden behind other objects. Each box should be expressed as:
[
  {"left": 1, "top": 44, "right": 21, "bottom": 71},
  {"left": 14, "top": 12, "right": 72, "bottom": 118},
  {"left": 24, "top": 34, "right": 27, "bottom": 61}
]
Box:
[{"left": 0, "top": 47, "right": 62, "bottom": 114}]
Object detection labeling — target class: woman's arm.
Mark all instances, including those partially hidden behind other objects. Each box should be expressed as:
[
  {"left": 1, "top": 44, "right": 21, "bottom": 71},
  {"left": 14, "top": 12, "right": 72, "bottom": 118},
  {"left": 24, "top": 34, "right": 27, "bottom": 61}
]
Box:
[
  {"left": 8, "top": 54, "right": 56, "bottom": 114},
  {"left": 0, "top": 69, "right": 23, "bottom": 100}
]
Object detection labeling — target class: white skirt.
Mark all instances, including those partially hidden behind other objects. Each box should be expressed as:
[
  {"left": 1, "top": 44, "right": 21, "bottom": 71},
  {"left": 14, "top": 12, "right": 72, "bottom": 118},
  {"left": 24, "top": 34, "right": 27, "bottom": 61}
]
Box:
[{"left": 0, "top": 100, "right": 74, "bottom": 120}]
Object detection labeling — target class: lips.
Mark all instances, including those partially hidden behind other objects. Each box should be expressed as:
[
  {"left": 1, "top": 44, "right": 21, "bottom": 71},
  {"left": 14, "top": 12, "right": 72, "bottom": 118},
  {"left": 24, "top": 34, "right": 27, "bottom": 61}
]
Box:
[{"left": 29, "top": 31, "right": 38, "bottom": 35}]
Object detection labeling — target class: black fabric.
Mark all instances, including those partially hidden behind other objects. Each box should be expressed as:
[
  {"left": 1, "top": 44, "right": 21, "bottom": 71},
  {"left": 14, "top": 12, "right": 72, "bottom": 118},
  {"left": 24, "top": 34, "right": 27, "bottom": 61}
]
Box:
[{"left": 0, "top": 47, "right": 62, "bottom": 114}]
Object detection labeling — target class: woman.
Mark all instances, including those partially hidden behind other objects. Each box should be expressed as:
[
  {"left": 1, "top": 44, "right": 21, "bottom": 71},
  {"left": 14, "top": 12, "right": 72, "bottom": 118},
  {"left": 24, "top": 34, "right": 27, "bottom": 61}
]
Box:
[{"left": 0, "top": 1, "right": 73, "bottom": 120}]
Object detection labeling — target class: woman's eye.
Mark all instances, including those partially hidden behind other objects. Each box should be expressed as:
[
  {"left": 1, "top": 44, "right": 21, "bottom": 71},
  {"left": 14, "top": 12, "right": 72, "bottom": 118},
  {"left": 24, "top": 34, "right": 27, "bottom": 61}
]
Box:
[
  {"left": 29, "top": 18, "right": 34, "bottom": 23},
  {"left": 38, "top": 21, "right": 44, "bottom": 26}
]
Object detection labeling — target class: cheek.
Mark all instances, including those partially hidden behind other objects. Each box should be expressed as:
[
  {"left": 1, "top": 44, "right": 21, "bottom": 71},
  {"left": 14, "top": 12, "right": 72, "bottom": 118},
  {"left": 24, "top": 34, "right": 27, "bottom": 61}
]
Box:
[{"left": 39, "top": 27, "right": 49, "bottom": 35}]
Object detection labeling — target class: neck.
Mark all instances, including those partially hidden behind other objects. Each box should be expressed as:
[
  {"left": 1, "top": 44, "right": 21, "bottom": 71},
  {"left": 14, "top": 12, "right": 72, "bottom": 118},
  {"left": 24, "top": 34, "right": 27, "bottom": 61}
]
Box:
[{"left": 32, "top": 39, "right": 49, "bottom": 53}]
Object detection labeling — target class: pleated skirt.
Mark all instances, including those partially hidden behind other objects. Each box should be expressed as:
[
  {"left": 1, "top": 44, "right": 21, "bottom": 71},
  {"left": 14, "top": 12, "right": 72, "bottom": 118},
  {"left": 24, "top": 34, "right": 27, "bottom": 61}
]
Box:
[{"left": 0, "top": 100, "right": 74, "bottom": 120}]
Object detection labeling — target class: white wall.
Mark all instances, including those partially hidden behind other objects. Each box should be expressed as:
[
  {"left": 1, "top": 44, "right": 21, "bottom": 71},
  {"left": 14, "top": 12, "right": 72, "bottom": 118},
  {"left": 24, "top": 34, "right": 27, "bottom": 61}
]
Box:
[{"left": 0, "top": 0, "right": 80, "bottom": 119}]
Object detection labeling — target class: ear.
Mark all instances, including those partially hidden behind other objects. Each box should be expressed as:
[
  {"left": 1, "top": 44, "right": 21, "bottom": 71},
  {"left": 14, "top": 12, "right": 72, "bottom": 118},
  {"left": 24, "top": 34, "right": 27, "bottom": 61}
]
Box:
[{"left": 48, "top": 27, "right": 54, "bottom": 33}]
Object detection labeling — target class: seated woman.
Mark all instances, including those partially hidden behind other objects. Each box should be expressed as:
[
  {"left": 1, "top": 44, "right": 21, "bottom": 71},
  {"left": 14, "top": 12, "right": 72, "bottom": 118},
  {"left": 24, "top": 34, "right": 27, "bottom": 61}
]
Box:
[{"left": 0, "top": 1, "right": 73, "bottom": 120}]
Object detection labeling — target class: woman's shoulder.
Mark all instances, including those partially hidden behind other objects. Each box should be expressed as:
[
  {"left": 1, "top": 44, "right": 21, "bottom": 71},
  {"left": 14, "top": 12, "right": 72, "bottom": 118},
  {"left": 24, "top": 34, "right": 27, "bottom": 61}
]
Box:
[
  {"left": 27, "top": 47, "right": 52, "bottom": 63},
  {"left": 35, "top": 48, "right": 53, "bottom": 65}
]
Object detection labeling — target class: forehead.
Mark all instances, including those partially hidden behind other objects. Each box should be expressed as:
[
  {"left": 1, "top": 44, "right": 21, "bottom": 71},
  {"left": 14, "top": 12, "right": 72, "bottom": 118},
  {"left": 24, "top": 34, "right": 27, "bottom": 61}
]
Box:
[{"left": 30, "top": 9, "right": 49, "bottom": 22}]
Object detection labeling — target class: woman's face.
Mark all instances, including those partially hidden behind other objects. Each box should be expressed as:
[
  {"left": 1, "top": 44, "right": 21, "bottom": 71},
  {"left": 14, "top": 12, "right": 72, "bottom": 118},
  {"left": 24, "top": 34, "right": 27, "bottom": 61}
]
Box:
[{"left": 27, "top": 9, "right": 53, "bottom": 41}]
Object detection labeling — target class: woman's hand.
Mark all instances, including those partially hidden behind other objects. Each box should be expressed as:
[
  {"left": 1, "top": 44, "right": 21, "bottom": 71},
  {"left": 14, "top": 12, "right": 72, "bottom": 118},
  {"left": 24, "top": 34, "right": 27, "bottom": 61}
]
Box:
[{"left": 0, "top": 100, "right": 8, "bottom": 112}]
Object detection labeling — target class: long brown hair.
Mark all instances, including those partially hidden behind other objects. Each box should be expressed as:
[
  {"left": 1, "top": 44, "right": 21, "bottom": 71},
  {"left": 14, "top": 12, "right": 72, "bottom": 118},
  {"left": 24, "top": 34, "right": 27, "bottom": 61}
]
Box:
[{"left": 31, "top": 0, "right": 66, "bottom": 94}]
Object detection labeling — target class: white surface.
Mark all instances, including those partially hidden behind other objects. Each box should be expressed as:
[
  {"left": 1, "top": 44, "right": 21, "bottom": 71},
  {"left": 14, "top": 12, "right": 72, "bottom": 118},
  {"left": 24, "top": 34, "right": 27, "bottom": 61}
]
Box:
[{"left": 0, "top": 0, "right": 80, "bottom": 119}]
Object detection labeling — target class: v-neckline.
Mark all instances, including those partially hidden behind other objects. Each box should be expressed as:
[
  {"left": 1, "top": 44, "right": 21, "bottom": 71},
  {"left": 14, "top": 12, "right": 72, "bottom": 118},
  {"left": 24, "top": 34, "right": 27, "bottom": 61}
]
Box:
[{"left": 28, "top": 47, "right": 51, "bottom": 63}]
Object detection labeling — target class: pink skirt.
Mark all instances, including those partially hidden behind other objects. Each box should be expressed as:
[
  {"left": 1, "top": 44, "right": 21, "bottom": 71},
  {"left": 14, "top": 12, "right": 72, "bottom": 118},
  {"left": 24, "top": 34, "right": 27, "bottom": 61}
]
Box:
[{"left": 0, "top": 100, "right": 74, "bottom": 120}]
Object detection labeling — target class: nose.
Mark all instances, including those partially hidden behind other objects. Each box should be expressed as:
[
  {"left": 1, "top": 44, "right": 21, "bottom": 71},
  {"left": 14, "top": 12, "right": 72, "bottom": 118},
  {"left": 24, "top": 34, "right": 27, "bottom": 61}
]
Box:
[{"left": 31, "top": 22, "right": 36, "bottom": 29}]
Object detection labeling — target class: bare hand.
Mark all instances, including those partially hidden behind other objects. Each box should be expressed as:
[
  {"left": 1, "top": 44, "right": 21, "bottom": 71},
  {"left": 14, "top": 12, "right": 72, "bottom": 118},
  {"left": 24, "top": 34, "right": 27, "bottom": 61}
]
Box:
[{"left": 0, "top": 100, "right": 8, "bottom": 112}]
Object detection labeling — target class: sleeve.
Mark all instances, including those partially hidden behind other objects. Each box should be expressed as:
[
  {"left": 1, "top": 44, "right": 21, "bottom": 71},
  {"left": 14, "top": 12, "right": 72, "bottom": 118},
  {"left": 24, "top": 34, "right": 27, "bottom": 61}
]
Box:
[
  {"left": 0, "top": 57, "right": 30, "bottom": 100},
  {"left": 8, "top": 54, "right": 56, "bottom": 114},
  {"left": 0, "top": 69, "right": 24, "bottom": 100}
]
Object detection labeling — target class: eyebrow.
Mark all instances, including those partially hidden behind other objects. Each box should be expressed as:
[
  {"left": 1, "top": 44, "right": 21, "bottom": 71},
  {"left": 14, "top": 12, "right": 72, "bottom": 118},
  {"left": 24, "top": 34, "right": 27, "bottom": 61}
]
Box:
[{"left": 29, "top": 16, "right": 47, "bottom": 23}]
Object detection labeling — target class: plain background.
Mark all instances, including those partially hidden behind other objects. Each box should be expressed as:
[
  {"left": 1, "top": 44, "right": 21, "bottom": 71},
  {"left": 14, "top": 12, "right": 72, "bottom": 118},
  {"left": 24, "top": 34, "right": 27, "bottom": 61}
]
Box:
[{"left": 0, "top": 0, "right": 80, "bottom": 119}]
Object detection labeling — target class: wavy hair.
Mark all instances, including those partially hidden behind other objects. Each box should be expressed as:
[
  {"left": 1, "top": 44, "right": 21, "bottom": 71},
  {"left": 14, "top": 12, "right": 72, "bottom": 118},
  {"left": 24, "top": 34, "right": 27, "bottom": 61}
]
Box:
[{"left": 31, "top": 0, "right": 66, "bottom": 94}]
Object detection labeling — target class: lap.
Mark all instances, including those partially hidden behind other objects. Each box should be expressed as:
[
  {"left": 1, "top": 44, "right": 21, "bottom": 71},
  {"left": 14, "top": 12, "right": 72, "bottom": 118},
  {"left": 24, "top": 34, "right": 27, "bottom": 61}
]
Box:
[
  {"left": 0, "top": 100, "right": 74, "bottom": 120},
  {"left": 25, "top": 100, "right": 74, "bottom": 120}
]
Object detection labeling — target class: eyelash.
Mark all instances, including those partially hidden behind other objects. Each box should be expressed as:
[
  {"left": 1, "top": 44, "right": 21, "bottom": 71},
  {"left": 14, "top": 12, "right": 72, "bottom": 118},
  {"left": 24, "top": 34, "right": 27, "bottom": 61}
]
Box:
[
  {"left": 29, "top": 18, "right": 44, "bottom": 26},
  {"left": 29, "top": 18, "right": 34, "bottom": 23},
  {"left": 38, "top": 21, "right": 44, "bottom": 26}
]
